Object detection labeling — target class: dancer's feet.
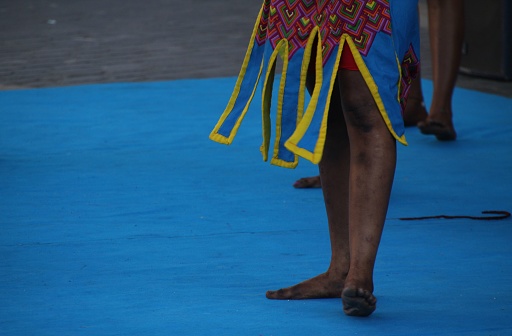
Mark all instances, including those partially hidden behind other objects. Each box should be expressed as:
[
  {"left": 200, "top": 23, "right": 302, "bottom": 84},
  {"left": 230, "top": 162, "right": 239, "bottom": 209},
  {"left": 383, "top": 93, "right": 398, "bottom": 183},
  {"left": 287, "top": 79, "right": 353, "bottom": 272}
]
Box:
[
  {"left": 417, "top": 116, "right": 457, "bottom": 141},
  {"left": 341, "top": 286, "right": 377, "bottom": 317},
  {"left": 293, "top": 175, "right": 321, "bottom": 189},
  {"left": 266, "top": 271, "right": 345, "bottom": 300}
]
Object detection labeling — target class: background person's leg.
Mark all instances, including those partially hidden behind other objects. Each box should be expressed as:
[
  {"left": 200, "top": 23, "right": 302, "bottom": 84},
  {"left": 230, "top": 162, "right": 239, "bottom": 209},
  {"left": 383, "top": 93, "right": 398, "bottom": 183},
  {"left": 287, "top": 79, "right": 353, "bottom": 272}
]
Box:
[{"left": 418, "top": 0, "right": 464, "bottom": 140}]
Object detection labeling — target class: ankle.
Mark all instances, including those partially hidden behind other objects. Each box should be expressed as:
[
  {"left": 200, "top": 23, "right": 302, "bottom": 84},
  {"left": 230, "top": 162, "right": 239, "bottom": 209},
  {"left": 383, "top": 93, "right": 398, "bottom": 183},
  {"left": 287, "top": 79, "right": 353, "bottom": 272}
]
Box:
[
  {"left": 345, "top": 270, "right": 374, "bottom": 292},
  {"left": 428, "top": 105, "right": 453, "bottom": 119},
  {"left": 326, "top": 267, "right": 348, "bottom": 281}
]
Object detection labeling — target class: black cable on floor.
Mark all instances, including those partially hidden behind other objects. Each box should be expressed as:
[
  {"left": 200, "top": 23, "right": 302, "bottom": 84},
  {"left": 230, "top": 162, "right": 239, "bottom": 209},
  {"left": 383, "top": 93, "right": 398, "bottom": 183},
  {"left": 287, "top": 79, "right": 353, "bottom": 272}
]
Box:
[{"left": 399, "top": 210, "right": 511, "bottom": 221}]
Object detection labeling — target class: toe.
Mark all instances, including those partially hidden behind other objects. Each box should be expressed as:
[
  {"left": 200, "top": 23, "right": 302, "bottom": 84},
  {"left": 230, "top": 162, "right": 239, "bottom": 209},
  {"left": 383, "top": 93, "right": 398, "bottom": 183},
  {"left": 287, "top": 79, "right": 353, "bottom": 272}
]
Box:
[
  {"left": 342, "top": 287, "right": 376, "bottom": 317},
  {"left": 266, "top": 288, "right": 290, "bottom": 300},
  {"left": 293, "top": 177, "right": 321, "bottom": 188}
]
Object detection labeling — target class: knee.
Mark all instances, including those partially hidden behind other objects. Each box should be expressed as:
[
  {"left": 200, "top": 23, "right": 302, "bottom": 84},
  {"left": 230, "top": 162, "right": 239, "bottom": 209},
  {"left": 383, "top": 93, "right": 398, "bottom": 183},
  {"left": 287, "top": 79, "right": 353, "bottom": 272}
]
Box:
[{"left": 342, "top": 100, "right": 381, "bottom": 134}]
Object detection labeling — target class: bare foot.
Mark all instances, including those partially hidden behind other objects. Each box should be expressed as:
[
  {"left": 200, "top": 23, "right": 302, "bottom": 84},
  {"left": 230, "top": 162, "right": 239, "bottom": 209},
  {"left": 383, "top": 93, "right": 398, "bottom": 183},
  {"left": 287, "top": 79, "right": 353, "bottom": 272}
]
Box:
[
  {"left": 266, "top": 272, "right": 345, "bottom": 299},
  {"left": 341, "top": 287, "right": 377, "bottom": 317},
  {"left": 417, "top": 117, "right": 456, "bottom": 141},
  {"left": 293, "top": 176, "right": 321, "bottom": 189},
  {"left": 417, "top": 105, "right": 457, "bottom": 140}
]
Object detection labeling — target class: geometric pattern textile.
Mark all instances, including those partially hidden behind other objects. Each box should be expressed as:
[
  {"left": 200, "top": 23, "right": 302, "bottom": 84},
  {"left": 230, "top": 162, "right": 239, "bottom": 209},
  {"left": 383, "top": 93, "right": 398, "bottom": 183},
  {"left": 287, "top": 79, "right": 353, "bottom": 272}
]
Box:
[
  {"left": 257, "top": 0, "right": 393, "bottom": 61},
  {"left": 400, "top": 44, "right": 421, "bottom": 112}
]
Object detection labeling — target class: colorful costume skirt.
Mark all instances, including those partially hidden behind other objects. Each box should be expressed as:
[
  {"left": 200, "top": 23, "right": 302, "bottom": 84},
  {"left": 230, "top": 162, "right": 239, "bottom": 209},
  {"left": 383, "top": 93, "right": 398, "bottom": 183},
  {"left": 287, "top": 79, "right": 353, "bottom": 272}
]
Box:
[{"left": 210, "top": 0, "right": 420, "bottom": 168}]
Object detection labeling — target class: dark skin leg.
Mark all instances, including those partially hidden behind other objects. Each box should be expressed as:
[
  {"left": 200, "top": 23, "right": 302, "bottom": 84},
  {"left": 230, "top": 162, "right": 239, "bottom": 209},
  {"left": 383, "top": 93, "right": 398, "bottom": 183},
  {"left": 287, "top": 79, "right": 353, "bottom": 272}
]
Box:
[
  {"left": 338, "top": 68, "right": 396, "bottom": 316},
  {"left": 403, "top": 75, "right": 428, "bottom": 127},
  {"left": 267, "top": 80, "right": 350, "bottom": 300},
  {"left": 418, "top": 0, "right": 464, "bottom": 140},
  {"left": 268, "top": 64, "right": 396, "bottom": 317}
]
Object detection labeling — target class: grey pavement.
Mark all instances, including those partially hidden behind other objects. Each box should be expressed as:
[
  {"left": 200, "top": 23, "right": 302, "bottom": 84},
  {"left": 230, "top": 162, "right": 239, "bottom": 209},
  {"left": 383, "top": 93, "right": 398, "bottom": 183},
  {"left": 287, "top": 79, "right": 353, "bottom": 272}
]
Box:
[
  {"left": 1, "top": 0, "right": 511, "bottom": 97},
  {"left": 0, "top": 0, "right": 262, "bottom": 89}
]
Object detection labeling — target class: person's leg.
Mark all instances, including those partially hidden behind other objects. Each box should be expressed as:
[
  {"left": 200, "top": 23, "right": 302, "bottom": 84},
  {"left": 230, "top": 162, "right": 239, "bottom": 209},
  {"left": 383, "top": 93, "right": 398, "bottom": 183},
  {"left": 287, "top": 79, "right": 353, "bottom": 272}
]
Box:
[
  {"left": 418, "top": 0, "right": 464, "bottom": 140},
  {"left": 337, "top": 68, "right": 397, "bottom": 317},
  {"left": 266, "top": 80, "right": 351, "bottom": 299},
  {"left": 403, "top": 75, "right": 428, "bottom": 126}
]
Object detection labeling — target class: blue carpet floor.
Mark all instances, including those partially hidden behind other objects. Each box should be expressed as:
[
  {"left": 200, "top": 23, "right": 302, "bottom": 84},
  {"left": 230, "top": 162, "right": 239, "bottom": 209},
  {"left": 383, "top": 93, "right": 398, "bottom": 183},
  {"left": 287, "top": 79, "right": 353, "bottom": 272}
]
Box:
[{"left": 1, "top": 78, "right": 511, "bottom": 335}]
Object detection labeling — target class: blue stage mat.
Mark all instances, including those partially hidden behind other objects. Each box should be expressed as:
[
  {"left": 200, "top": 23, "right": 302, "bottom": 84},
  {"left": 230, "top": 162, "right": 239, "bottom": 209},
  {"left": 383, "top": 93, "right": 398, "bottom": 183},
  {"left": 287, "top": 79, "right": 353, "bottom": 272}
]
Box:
[{"left": 1, "top": 78, "right": 511, "bottom": 335}]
